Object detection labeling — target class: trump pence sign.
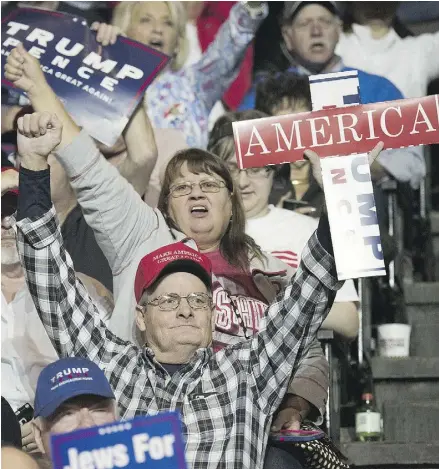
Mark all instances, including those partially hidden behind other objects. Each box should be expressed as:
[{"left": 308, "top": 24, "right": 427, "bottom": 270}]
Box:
[{"left": 1, "top": 8, "right": 169, "bottom": 146}]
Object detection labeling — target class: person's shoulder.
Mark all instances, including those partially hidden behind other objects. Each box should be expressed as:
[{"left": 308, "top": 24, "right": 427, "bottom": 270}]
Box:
[
  {"left": 268, "top": 205, "right": 318, "bottom": 228},
  {"left": 346, "top": 67, "right": 403, "bottom": 101}
]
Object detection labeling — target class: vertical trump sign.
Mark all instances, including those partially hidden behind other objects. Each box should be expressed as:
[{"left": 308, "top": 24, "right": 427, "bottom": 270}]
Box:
[{"left": 233, "top": 70, "right": 439, "bottom": 279}]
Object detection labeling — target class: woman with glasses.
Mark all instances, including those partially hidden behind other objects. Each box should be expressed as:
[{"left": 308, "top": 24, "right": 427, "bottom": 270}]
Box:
[{"left": 208, "top": 110, "right": 360, "bottom": 342}]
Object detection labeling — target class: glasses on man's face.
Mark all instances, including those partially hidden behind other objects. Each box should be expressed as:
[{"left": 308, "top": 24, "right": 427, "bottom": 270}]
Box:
[
  {"left": 227, "top": 164, "right": 271, "bottom": 179},
  {"left": 169, "top": 179, "right": 227, "bottom": 198},
  {"left": 147, "top": 292, "right": 212, "bottom": 311}
]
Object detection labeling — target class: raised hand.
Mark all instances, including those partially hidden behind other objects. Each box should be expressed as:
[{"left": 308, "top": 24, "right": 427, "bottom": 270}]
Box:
[
  {"left": 17, "top": 112, "right": 63, "bottom": 170},
  {"left": 304, "top": 141, "right": 385, "bottom": 190},
  {"left": 4, "top": 43, "right": 48, "bottom": 96},
  {"left": 91, "top": 22, "right": 124, "bottom": 46}
]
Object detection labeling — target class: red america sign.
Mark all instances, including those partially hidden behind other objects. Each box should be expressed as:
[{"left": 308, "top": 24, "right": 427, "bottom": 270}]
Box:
[{"left": 233, "top": 94, "right": 439, "bottom": 169}]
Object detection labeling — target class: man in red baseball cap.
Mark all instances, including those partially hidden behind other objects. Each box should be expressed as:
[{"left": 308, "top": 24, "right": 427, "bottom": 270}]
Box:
[
  {"left": 134, "top": 242, "right": 215, "bottom": 366},
  {"left": 15, "top": 111, "right": 345, "bottom": 469}
]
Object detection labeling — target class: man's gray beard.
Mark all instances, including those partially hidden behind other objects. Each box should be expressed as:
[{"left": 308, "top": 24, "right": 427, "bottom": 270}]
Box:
[{"left": 1, "top": 245, "right": 21, "bottom": 267}]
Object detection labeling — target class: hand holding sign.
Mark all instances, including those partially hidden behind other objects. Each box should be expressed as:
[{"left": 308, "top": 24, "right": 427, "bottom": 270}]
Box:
[
  {"left": 304, "top": 141, "right": 384, "bottom": 190},
  {"left": 91, "top": 22, "right": 124, "bottom": 46},
  {"left": 51, "top": 412, "right": 187, "bottom": 469},
  {"left": 17, "top": 112, "right": 62, "bottom": 169},
  {"left": 4, "top": 43, "right": 47, "bottom": 96}
]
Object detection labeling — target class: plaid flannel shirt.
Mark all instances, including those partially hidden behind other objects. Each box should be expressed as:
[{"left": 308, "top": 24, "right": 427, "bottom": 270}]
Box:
[{"left": 15, "top": 207, "right": 341, "bottom": 469}]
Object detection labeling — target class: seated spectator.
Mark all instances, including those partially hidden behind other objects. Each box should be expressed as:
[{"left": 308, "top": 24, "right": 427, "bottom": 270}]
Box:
[
  {"left": 1, "top": 446, "right": 39, "bottom": 469},
  {"left": 240, "top": 0, "right": 425, "bottom": 191},
  {"left": 6, "top": 46, "right": 332, "bottom": 454},
  {"left": 253, "top": 74, "right": 323, "bottom": 216},
  {"left": 13, "top": 113, "right": 348, "bottom": 467},
  {"left": 31, "top": 357, "right": 117, "bottom": 461},
  {"left": 208, "top": 110, "right": 360, "bottom": 340},
  {"left": 1, "top": 165, "right": 114, "bottom": 455},
  {"left": 337, "top": 2, "right": 439, "bottom": 99},
  {"left": 110, "top": 1, "right": 268, "bottom": 147}
]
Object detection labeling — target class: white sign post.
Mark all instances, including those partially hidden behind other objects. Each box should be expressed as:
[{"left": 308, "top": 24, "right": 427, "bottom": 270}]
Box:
[{"left": 309, "top": 70, "right": 386, "bottom": 280}]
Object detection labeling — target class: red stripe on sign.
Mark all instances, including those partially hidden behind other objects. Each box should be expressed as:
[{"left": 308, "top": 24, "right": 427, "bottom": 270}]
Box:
[{"left": 233, "top": 94, "right": 439, "bottom": 168}]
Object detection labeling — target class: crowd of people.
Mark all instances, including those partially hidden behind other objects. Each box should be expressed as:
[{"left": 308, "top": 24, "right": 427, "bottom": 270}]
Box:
[{"left": 1, "top": 1, "right": 438, "bottom": 469}]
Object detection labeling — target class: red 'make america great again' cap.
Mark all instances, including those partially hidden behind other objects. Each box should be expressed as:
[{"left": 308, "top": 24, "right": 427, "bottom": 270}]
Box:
[{"left": 134, "top": 241, "right": 213, "bottom": 303}]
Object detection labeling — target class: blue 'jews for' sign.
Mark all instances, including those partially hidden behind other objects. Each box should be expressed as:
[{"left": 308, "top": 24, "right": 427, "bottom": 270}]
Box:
[
  {"left": 1, "top": 8, "right": 169, "bottom": 146},
  {"left": 51, "top": 411, "right": 187, "bottom": 469}
]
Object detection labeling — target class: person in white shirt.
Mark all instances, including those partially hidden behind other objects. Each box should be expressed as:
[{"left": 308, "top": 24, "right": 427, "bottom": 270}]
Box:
[
  {"left": 336, "top": 2, "right": 439, "bottom": 99},
  {"left": 1, "top": 167, "right": 114, "bottom": 451},
  {"left": 208, "top": 116, "right": 360, "bottom": 340}
]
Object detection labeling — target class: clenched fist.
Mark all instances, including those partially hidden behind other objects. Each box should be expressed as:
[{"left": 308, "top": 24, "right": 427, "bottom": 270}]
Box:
[{"left": 17, "top": 112, "right": 63, "bottom": 170}]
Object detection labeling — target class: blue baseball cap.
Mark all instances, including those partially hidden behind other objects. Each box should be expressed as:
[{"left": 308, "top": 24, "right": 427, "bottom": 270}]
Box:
[{"left": 34, "top": 357, "right": 115, "bottom": 418}]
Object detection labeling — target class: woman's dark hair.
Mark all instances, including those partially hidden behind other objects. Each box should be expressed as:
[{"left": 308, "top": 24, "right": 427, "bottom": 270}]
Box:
[
  {"left": 157, "top": 148, "right": 265, "bottom": 271},
  {"left": 208, "top": 110, "right": 268, "bottom": 160},
  {"left": 254, "top": 72, "right": 311, "bottom": 116}
]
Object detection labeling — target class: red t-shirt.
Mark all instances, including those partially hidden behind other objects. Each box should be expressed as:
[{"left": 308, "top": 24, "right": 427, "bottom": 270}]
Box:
[{"left": 204, "top": 250, "right": 268, "bottom": 351}]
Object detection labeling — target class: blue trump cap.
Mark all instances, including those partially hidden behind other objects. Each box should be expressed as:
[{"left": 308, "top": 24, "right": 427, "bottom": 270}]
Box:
[{"left": 34, "top": 357, "right": 115, "bottom": 418}]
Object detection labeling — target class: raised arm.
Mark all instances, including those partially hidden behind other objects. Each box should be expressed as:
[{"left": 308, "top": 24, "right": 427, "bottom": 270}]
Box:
[
  {"left": 5, "top": 45, "right": 159, "bottom": 273},
  {"left": 231, "top": 143, "right": 384, "bottom": 416},
  {"left": 14, "top": 112, "right": 137, "bottom": 366},
  {"left": 244, "top": 215, "right": 341, "bottom": 416},
  {"left": 190, "top": 2, "right": 268, "bottom": 113},
  {"left": 90, "top": 23, "right": 158, "bottom": 196}
]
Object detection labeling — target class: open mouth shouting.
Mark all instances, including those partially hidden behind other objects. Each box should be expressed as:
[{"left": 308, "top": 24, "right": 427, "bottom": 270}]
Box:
[{"left": 190, "top": 204, "right": 209, "bottom": 218}]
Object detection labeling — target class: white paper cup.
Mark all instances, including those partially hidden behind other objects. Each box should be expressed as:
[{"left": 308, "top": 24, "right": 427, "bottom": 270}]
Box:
[{"left": 377, "top": 324, "right": 411, "bottom": 357}]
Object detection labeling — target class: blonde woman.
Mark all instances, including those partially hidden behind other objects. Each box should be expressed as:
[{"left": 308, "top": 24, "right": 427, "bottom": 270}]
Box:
[{"left": 110, "top": 1, "right": 268, "bottom": 148}]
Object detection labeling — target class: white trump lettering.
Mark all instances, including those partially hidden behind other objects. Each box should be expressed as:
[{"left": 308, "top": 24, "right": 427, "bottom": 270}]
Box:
[
  {"left": 115, "top": 64, "right": 143, "bottom": 80},
  {"left": 55, "top": 37, "right": 84, "bottom": 57},
  {"left": 77, "top": 66, "right": 93, "bottom": 80},
  {"left": 83, "top": 52, "right": 118, "bottom": 74},
  {"left": 101, "top": 76, "right": 119, "bottom": 92},
  {"left": 28, "top": 46, "right": 45, "bottom": 59},
  {"left": 51, "top": 55, "right": 70, "bottom": 69},
  {"left": 6, "top": 21, "right": 29, "bottom": 36},
  {"left": 26, "top": 28, "right": 54, "bottom": 47},
  {"left": 3, "top": 37, "right": 20, "bottom": 48}
]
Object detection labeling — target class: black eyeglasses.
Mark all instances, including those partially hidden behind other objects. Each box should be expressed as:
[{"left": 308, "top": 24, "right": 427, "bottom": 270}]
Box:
[
  {"left": 169, "top": 179, "right": 227, "bottom": 198},
  {"left": 146, "top": 292, "right": 212, "bottom": 311},
  {"left": 227, "top": 164, "right": 272, "bottom": 180}
]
